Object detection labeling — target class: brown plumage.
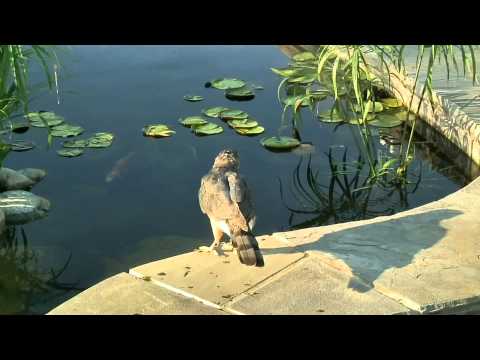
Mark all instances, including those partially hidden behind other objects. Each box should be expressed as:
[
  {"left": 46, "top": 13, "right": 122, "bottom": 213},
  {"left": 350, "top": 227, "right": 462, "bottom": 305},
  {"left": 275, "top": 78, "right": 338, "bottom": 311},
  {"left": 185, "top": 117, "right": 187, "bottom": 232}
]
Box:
[{"left": 198, "top": 149, "right": 264, "bottom": 267}]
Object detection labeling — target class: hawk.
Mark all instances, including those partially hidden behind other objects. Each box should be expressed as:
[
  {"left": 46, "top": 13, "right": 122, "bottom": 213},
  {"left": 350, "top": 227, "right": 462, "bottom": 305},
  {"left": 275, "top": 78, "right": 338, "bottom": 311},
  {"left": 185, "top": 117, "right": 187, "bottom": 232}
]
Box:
[{"left": 198, "top": 149, "right": 264, "bottom": 267}]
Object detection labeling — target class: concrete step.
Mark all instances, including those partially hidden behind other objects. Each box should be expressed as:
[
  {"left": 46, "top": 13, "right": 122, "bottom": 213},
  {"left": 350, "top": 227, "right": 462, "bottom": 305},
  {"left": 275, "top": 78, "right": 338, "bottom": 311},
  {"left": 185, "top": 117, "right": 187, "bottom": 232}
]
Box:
[{"left": 47, "top": 272, "right": 227, "bottom": 315}]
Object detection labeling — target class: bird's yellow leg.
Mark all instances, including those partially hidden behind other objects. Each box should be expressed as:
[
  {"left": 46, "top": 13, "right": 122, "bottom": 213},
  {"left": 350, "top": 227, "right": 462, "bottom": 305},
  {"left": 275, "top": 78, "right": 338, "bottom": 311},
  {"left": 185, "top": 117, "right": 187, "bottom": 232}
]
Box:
[{"left": 198, "top": 220, "right": 224, "bottom": 255}]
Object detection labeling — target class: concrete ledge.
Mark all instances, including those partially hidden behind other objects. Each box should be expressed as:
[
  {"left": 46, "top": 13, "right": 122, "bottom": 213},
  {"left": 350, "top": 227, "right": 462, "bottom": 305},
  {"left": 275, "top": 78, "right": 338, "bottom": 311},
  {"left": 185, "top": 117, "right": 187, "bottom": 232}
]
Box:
[
  {"left": 272, "top": 175, "right": 480, "bottom": 314},
  {"left": 47, "top": 273, "right": 227, "bottom": 315},
  {"left": 129, "top": 235, "right": 306, "bottom": 310},
  {"left": 225, "top": 256, "right": 412, "bottom": 315}
]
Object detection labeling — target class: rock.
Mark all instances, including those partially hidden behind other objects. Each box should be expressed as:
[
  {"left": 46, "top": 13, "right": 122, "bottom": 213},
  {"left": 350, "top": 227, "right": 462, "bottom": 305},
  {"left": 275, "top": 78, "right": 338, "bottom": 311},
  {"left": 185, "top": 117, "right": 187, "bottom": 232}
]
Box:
[
  {"left": 17, "top": 168, "right": 47, "bottom": 184},
  {"left": 0, "top": 190, "right": 50, "bottom": 225},
  {"left": 0, "top": 168, "right": 36, "bottom": 191}
]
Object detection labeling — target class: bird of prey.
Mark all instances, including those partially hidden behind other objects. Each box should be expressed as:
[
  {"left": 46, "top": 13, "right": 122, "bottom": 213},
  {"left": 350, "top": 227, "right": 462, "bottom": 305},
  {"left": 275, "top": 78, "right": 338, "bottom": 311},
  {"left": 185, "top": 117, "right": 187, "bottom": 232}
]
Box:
[{"left": 198, "top": 149, "right": 264, "bottom": 267}]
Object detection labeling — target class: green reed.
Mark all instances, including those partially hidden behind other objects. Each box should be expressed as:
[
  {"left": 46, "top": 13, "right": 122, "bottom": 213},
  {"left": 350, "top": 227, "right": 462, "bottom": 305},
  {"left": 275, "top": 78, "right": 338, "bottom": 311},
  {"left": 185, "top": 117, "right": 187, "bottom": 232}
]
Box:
[{"left": 279, "top": 45, "right": 478, "bottom": 181}]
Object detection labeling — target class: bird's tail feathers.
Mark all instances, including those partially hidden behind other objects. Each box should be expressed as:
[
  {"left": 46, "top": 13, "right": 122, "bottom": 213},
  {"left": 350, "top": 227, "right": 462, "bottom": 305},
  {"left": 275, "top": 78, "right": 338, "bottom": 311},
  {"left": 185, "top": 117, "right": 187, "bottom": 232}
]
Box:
[{"left": 231, "top": 230, "right": 264, "bottom": 267}]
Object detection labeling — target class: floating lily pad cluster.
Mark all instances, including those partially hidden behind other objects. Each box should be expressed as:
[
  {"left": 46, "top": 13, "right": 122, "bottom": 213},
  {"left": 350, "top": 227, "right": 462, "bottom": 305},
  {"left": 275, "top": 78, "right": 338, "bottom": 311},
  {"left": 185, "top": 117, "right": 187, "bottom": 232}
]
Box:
[
  {"left": 58, "top": 132, "right": 116, "bottom": 157},
  {"left": 179, "top": 107, "right": 266, "bottom": 137},
  {"left": 206, "top": 78, "right": 258, "bottom": 101},
  {"left": 22, "top": 111, "right": 115, "bottom": 157},
  {"left": 147, "top": 75, "right": 266, "bottom": 141},
  {"left": 26, "top": 111, "right": 65, "bottom": 128},
  {"left": 317, "top": 99, "right": 412, "bottom": 128},
  {"left": 207, "top": 107, "right": 265, "bottom": 136},
  {"left": 26, "top": 111, "right": 85, "bottom": 137},
  {"left": 179, "top": 116, "right": 222, "bottom": 135}
]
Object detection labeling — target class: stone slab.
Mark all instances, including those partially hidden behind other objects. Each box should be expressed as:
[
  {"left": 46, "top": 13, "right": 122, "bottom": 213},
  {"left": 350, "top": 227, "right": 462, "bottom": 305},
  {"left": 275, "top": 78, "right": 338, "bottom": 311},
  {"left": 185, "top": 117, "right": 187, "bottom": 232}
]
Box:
[
  {"left": 226, "top": 256, "right": 411, "bottom": 315},
  {"left": 129, "top": 235, "right": 305, "bottom": 308},
  {"left": 273, "top": 187, "right": 480, "bottom": 314},
  {"left": 47, "top": 273, "right": 226, "bottom": 315}
]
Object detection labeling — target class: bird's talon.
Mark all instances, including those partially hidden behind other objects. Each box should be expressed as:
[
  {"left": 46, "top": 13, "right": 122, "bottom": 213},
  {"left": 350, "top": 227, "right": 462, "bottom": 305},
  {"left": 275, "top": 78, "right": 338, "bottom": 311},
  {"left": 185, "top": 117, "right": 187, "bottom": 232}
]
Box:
[
  {"left": 221, "top": 243, "right": 234, "bottom": 251},
  {"left": 198, "top": 246, "right": 212, "bottom": 252}
]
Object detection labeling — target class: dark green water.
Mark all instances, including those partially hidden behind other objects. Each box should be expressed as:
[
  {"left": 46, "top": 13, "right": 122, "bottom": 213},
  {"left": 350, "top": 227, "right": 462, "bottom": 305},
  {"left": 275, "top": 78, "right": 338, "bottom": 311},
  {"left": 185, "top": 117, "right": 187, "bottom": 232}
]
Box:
[{"left": 0, "top": 45, "right": 475, "bottom": 314}]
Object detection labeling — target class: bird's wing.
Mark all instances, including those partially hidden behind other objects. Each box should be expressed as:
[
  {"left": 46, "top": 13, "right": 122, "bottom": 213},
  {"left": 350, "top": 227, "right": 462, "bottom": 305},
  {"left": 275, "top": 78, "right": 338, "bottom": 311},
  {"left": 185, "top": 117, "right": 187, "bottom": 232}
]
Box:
[
  {"left": 227, "top": 172, "right": 254, "bottom": 231},
  {"left": 227, "top": 172, "right": 245, "bottom": 203},
  {"left": 198, "top": 173, "right": 239, "bottom": 221}
]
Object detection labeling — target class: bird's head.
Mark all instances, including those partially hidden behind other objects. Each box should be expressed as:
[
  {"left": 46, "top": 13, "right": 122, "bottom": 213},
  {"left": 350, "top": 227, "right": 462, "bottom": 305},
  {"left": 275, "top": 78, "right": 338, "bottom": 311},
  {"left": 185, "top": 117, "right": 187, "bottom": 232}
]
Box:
[{"left": 213, "top": 149, "right": 240, "bottom": 170}]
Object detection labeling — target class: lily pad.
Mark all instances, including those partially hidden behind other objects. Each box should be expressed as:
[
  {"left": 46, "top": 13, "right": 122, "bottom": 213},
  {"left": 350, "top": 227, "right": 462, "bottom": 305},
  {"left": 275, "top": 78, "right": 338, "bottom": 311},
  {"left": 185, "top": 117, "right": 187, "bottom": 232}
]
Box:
[
  {"left": 283, "top": 95, "right": 310, "bottom": 107},
  {"left": 210, "top": 78, "right": 246, "bottom": 90},
  {"left": 293, "top": 51, "right": 316, "bottom": 62},
  {"left": 179, "top": 116, "right": 208, "bottom": 127},
  {"left": 354, "top": 101, "right": 384, "bottom": 113},
  {"left": 380, "top": 98, "right": 403, "bottom": 108},
  {"left": 191, "top": 122, "right": 223, "bottom": 135},
  {"left": 62, "top": 139, "right": 89, "bottom": 148},
  {"left": 251, "top": 84, "right": 264, "bottom": 90},
  {"left": 367, "top": 113, "right": 403, "bottom": 128},
  {"left": 57, "top": 148, "right": 84, "bottom": 157},
  {"left": 184, "top": 95, "right": 204, "bottom": 102},
  {"left": 26, "top": 111, "right": 65, "bottom": 128},
  {"left": 9, "top": 141, "right": 36, "bottom": 152},
  {"left": 143, "top": 124, "right": 176, "bottom": 138},
  {"left": 271, "top": 67, "right": 298, "bottom": 77},
  {"left": 287, "top": 74, "right": 317, "bottom": 84},
  {"left": 229, "top": 119, "right": 259, "bottom": 128},
  {"left": 235, "top": 126, "right": 265, "bottom": 136},
  {"left": 260, "top": 136, "right": 301, "bottom": 151},
  {"left": 219, "top": 109, "right": 248, "bottom": 120},
  {"left": 87, "top": 132, "right": 115, "bottom": 148},
  {"left": 11, "top": 122, "right": 30, "bottom": 134},
  {"left": 389, "top": 109, "right": 414, "bottom": 121},
  {"left": 286, "top": 85, "right": 307, "bottom": 96},
  {"left": 317, "top": 109, "right": 344, "bottom": 123},
  {"left": 50, "top": 124, "right": 85, "bottom": 138},
  {"left": 203, "top": 107, "right": 230, "bottom": 118},
  {"left": 225, "top": 87, "right": 255, "bottom": 101},
  {"left": 348, "top": 113, "right": 376, "bottom": 125}
]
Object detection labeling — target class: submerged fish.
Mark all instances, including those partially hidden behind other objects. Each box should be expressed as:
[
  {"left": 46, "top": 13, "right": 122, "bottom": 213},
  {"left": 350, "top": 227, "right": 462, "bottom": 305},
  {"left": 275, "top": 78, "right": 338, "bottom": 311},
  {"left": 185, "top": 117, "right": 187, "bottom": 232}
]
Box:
[
  {"left": 188, "top": 145, "right": 198, "bottom": 161},
  {"left": 105, "top": 152, "right": 135, "bottom": 183}
]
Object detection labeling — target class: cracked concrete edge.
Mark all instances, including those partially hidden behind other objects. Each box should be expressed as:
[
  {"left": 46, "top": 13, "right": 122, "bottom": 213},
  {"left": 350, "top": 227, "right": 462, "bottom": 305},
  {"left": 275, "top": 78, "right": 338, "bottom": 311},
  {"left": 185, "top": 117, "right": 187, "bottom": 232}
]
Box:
[
  {"left": 221, "top": 254, "right": 310, "bottom": 313},
  {"left": 223, "top": 253, "right": 418, "bottom": 315},
  {"left": 129, "top": 253, "right": 309, "bottom": 315},
  {"left": 128, "top": 269, "right": 224, "bottom": 311}
]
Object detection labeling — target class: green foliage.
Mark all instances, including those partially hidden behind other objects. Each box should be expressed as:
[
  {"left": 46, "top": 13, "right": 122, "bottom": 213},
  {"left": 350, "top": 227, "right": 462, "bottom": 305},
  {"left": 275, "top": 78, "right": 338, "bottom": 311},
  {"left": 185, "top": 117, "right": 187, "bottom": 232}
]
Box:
[
  {"left": 272, "top": 44, "right": 479, "bottom": 181},
  {"left": 261, "top": 136, "right": 301, "bottom": 151},
  {"left": 191, "top": 122, "right": 223, "bottom": 135},
  {"left": 143, "top": 124, "right": 176, "bottom": 137}
]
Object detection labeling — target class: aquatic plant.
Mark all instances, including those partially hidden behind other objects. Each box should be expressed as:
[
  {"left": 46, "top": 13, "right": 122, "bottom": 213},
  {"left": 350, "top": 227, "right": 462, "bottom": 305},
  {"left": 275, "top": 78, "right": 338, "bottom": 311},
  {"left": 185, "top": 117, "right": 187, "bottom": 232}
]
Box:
[
  {"left": 0, "top": 45, "right": 60, "bottom": 166},
  {"left": 279, "top": 149, "right": 422, "bottom": 229},
  {"left": 0, "top": 45, "right": 59, "bottom": 121},
  {"left": 273, "top": 45, "right": 478, "bottom": 180}
]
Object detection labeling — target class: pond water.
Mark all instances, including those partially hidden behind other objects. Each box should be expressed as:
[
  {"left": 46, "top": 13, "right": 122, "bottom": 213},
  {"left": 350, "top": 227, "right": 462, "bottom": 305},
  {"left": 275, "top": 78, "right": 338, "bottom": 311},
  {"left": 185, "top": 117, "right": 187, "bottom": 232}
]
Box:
[{"left": 0, "top": 45, "right": 476, "bottom": 314}]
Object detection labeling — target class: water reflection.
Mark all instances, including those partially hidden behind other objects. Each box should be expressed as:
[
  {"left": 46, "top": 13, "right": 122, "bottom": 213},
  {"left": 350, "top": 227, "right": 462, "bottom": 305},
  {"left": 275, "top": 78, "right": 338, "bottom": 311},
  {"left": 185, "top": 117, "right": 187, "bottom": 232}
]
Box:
[
  {"left": 280, "top": 148, "right": 423, "bottom": 229},
  {"left": 0, "top": 225, "right": 80, "bottom": 314}
]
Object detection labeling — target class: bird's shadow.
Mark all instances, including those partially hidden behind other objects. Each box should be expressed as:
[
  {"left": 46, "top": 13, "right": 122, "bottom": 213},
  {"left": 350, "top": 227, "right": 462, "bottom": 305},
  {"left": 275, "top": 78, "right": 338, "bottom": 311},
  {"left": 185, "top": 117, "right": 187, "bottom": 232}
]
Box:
[{"left": 260, "top": 208, "right": 462, "bottom": 292}]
